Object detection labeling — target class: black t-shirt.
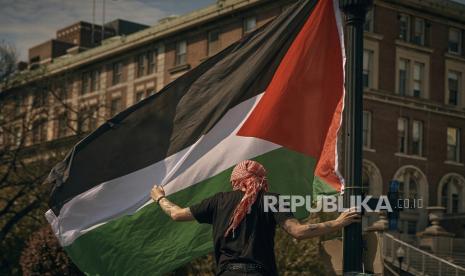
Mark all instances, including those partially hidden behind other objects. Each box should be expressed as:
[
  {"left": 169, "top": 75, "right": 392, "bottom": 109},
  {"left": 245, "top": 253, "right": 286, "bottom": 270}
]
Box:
[{"left": 189, "top": 190, "right": 294, "bottom": 275}]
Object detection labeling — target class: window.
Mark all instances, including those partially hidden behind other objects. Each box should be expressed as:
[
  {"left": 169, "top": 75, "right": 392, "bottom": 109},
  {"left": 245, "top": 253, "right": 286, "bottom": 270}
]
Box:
[
  {"left": 32, "top": 120, "right": 47, "bottom": 144},
  {"left": 441, "top": 176, "right": 463, "bottom": 213},
  {"left": 363, "top": 50, "right": 373, "bottom": 88},
  {"left": 135, "top": 91, "right": 145, "bottom": 103},
  {"left": 13, "top": 96, "right": 22, "bottom": 116},
  {"left": 398, "top": 117, "right": 408, "bottom": 154},
  {"left": 175, "top": 40, "right": 187, "bottom": 66},
  {"left": 398, "top": 59, "right": 409, "bottom": 96},
  {"left": 448, "top": 28, "right": 462, "bottom": 55},
  {"left": 364, "top": 8, "right": 374, "bottom": 32},
  {"left": 81, "top": 72, "right": 90, "bottom": 94},
  {"left": 399, "top": 14, "right": 410, "bottom": 41},
  {"left": 9, "top": 125, "right": 22, "bottom": 147},
  {"left": 448, "top": 71, "right": 460, "bottom": 106},
  {"left": 57, "top": 113, "right": 68, "bottom": 138},
  {"left": 90, "top": 70, "right": 100, "bottom": 91},
  {"left": 243, "top": 16, "right": 257, "bottom": 34},
  {"left": 412, "top": 62, "right": 424, "bottom": 98},
  {"left": 447, "top": 127, "right": 461, "bottom": 162},
  {"left": 363, "top": 111, "right": 372, "bottom": 148},
  {"left": 397, "top": 169, "right": 418, "bottom": 200},
  {"left": 411, "top": 120, "right": 423, "bottom": 156},
  {"left": 136, "top": 50, "right": 157, "bottom": 77},
  {"left": 80, "top": 106, "right": 98, "bottom": 132},
  {"left": 208, "top": 30, "right": 220, "bottom": 56},
  {"left": 412, "top": 18, "right": 425, "bottom": 45},
  {"left": 148, "top": 50, "right": 157, "bottom": 74},
  {"left": 110, "top": 98, "right": 123, "bottom": 117},
  {"left": 112, "top": 62, "right": 123, "bottom": 85},
  {"left": 407, "top": 221, "right": 417, "bottom": 235},
  {"left": 56, "top": 84, "right": 68, "bottom": 100},
  {"left": 136, "top": 54, "right": 145, "bottom": 78},
  {"left": 33, "top": 91, "right": 47, "bottom": 107}
]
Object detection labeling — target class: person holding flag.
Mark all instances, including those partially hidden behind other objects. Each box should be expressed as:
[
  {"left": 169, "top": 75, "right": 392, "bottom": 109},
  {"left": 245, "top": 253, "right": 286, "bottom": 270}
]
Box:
[{"left": 151, "top": 160, "right": 360, "bottom": 275}]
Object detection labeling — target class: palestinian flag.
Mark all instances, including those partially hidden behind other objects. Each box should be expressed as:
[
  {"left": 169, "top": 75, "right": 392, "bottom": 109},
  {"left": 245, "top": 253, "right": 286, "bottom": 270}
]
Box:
[{"left": 45, "top": 0, "right": 345, "bottom": 274}]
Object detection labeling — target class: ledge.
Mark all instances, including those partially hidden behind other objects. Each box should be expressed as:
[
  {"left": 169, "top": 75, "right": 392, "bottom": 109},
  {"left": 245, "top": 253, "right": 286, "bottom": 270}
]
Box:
[
  {"left": 363, "top": 147, "right": 376, "bottom": 153},
  {"left": 444, "top": 160, "right": 464, "bottom": 167},
  {"left": 168, "top": 63, "right": 191, "bottom": 74},
  {"left": 444, "top": 52, "right": 465, "bottom": 63},
  {"left": 395, "top": 39, "right": 434, "bottom": 54},
  {"left": 364, "top": 32, "right": 384, "bottom": 41},
  {"left": 394, "top": 152, "right": 427, "bottom": 161}
]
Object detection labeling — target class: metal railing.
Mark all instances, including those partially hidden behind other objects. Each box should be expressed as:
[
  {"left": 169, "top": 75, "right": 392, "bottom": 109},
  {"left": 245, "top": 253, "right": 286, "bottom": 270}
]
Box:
[{"left": 383, "top": 233, "right": 465, "bottom": 276}]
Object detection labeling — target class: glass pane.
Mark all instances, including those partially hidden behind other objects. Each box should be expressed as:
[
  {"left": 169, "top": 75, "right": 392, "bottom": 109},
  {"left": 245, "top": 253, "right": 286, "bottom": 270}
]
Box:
[
  {"left": 447, "top": 127, "right": 457, "bottom": 146},
  {"left": 177, "top": 41, "right": 186, "bottom": 54},
  {"left": 450, "top": 28, "right": 460, "bottom": 43},
  {"left": 398, "top": 118, "right": 406, "bottom": 132},
  {"left": 412, "top": 121, "right": 422, "bottom": 141},
  {"left": 413, "top": 63, "right": 423, "bottom": 80},
  {"left": 244, "top": 17, "right": 256, "bottom": 33}
]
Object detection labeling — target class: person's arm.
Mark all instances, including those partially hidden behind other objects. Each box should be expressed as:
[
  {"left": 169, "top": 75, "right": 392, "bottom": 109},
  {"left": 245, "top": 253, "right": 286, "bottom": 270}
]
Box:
[
  {"left": 280, "top": 207, "right": 360, "bottom": 240},
  {"left": 151, "top": 186, "right": 195, "bottom": 221}
]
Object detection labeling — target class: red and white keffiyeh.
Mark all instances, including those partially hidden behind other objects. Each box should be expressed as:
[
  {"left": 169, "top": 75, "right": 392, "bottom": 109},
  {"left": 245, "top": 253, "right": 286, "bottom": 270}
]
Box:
[{"left": 224, "top": 160, "right": 269, "bottom": 237}]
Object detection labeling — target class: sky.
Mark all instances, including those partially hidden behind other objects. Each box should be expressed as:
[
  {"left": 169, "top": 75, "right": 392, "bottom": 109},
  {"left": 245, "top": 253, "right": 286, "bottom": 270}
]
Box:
[
  {"left": 1, "top": 0, "right": 465, "bottom": 61},
  {"left": 0, "top": 0, "right": 215, "bottom": 61}
]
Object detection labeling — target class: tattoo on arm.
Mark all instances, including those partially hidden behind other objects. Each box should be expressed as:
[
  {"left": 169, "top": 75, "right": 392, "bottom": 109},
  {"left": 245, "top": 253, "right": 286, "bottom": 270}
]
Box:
[
  {"left": 159, "top": 198, "right": 181, "bottom": 217},
  {"left": 281, "top": 218, "right": 341, "bottom": 240},
  {"left": 158, "top": 198, "right": 194, "bottom": 221}
]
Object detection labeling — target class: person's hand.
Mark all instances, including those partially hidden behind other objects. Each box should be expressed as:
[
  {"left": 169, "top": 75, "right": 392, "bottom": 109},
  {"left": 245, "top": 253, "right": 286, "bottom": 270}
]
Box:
[
  {"left": 151, "top": 185, "right": 165, "bottom": 202},
  {"left": 335, "top": 207, "right": 361, "bottom": 228}
]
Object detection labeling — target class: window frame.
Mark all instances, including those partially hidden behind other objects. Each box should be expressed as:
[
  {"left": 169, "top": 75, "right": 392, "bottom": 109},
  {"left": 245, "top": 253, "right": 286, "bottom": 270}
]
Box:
[
  {"left": 148, "top": 49, "right": 157, "bottom": 75},
  {"left": 398, "top": 58, "right": 410, "bottom": 96},
  {"left": 208, "top": 30, "right": 221, "bottom": 56},
  {"left": 398, "top": 117, "right": 409, "bottom": 154},
  {"left": 412, "top": 18, "right": 425, "bottom": 45},
  {"left": 136, "top": 53, "right": 146, "bottom": 78},
  {"left": 243, "top": 16, "right": 257, "bottom": 34},
  {"left": 412, "top": 62, "right": 424, "bottom": 98},
  {"left": 411, "top": 120, "right": 423, "bottom": 156},
  {"left": 447, "top": 70, "right": 461, "bottom": 106},
  {"left": 175, "top": 40, "right": 187, "bottom": 66},
  {"left": 448, "top": 28, "right": 462, "bottom": 55},
  {"left": 447, "top": 127, "right": 461, "bottom": 162},
  {"left": 110, "top": 97, "right": 123, "bottom": 117},
  {"left": 362, "top": 110, "right": 372, "bottom": 149},
  {"left": 364, "top": 7, "right": 374, "bottom": 32},
  {"left": 363, "top": 49, "right": 374, "bottom": 89},
  {"left": 112, "top": 62, "right": 123, "bottom": 85},
  {"left": 399, "top": 13, "right": 411, "bottom": 42}
]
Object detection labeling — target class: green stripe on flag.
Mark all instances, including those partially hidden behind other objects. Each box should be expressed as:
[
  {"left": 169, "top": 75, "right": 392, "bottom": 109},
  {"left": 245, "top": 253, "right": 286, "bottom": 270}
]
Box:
[{"left": 65, "top": 147, "right": 334, "bottom": 275}]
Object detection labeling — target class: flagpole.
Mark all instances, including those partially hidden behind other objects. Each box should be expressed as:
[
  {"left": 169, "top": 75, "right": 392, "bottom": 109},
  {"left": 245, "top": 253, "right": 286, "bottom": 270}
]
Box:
[{"left": 339, "top": 0, "right": 372, "bottom": 274}]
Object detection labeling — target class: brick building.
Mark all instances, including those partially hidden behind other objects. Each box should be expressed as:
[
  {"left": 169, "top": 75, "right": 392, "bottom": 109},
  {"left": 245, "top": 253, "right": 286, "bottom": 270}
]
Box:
[{"left": 1, "top": 0, "right": 465, "bottom": 249}]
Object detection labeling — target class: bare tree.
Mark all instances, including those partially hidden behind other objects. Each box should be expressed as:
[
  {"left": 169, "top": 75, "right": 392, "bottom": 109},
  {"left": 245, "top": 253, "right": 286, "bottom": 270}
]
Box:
[
  {"left": 0, "top": 65, "right": 109, "bottom": 274},
  {"left": 0, "top": 40, "right": 18, "bottom": 83}
]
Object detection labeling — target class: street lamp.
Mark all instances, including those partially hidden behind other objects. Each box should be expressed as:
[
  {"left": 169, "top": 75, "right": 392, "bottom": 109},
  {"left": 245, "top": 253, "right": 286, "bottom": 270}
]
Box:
[{"left": 396, "top": 246, "right": 405, "bottom": 275}]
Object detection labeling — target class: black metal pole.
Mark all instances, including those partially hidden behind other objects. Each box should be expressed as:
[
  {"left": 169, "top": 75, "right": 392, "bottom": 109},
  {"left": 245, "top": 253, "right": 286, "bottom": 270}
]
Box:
[{"left": 339, "top": 0, "right": 372, "bottom": 274}]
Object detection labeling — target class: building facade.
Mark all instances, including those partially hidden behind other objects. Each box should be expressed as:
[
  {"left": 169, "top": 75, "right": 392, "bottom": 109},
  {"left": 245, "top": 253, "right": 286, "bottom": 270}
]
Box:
[{"left": 1, "top": 0, "right": 464, "bottom": 241}]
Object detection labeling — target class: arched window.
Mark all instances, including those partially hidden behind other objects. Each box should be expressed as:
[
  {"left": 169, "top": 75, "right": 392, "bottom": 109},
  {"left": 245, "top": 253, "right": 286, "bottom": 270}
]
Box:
[
  {"left": 362, "top": 160, "right": 382, "bottom": 197},
  {"left": 393, "top": 166, "right": 429, "bottom": 236},
  {"left": 396, "top": 169, "right": 420, "bottom": 200},
  {"left": 439, "top": 174, "right": 465, "bottom": 214},
  {"left": 362, "top": 170, "right": 370, "bottom": 195}
]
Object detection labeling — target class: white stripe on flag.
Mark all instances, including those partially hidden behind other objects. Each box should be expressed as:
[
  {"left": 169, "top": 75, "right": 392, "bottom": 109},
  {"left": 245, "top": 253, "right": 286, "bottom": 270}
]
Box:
[{"left": 46, "top": 93, "right": 281, "bottom": 246}]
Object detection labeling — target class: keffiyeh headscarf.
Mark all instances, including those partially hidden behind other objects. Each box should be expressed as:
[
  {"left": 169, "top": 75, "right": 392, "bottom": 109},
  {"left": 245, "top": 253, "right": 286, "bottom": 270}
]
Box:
[{"left": 224, "top": 160, "right": 269, "bottom": 237}]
